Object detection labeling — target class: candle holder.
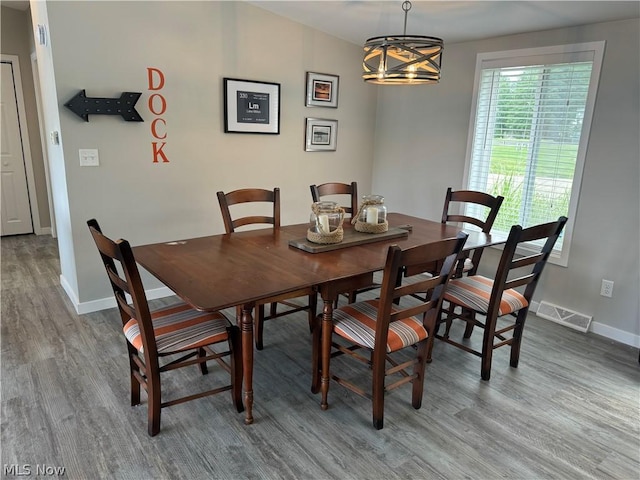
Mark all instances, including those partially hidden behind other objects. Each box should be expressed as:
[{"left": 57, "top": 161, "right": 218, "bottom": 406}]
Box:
[
  {"left": 353, "top": 194, "right": 388, "bottom": 233},
  {"left": 307, "top": 201, "right": 345, "bottom": 244}
]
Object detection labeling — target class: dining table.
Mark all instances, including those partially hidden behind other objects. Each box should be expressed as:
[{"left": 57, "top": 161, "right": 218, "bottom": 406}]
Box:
[{"left": 132, "top": 213, "right": 505, "bottom": 424}]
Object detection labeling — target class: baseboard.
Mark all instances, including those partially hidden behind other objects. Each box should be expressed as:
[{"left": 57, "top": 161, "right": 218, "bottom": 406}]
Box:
[
  {"left": 35, "top": 226, "right": 52, "bottom": 235},
  {"left": 71, "top": 285, "right": 176, "bottom": 315},
  {"left": 65, "top": 291, "right": 640, "bottom": 347},
  {"left": 531, "top": 300, "right": 640, "bottom": 348},
  {"left": 60, "top": 274, "right": 80, "bottom": 312},
  {"left": 589, "top": 321, "right": 640, "bottom": 348}
]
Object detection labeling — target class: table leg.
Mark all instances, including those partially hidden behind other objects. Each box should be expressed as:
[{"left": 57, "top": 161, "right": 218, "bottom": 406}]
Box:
[
  {"left": 240, "top": 303, "right": 254, "bottom": 425},
  {"left": 320, "top": 293, "right": 334, "bottom": 410}
]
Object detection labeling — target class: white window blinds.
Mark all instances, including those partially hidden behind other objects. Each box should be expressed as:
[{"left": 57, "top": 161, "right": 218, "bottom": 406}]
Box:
[{"left": 464, "top": 42, "right": 605, "bottom": 266}]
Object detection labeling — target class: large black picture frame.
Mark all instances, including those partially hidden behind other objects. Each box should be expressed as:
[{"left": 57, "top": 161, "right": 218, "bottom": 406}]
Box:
[{"left": 223, "top": 78, "right": 280, "bottom": 134}]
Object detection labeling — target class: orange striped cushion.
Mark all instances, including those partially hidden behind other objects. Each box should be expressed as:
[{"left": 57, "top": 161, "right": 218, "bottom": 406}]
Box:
[
  {"left": 333, "top": 299, "right": 428, "bottom": 353},
  {"left": 123, "top": 302, "right": 231, "bottom": 354},
  {"left": 444, "top": 275, "right": 528, "bottom": 316}
]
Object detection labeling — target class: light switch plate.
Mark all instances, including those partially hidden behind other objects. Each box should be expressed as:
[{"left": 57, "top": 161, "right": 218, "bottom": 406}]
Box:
[{"left": 79, "top": 149, "right": 99, "bottom": 167}]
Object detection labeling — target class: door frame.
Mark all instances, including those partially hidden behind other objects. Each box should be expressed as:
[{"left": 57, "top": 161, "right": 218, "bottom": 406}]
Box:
[
  {"left": 30, "top": 51, "right": 56, "bottom": 237},
  {"left": 1, "top": 54, "right": 46, "bottom": 235}
]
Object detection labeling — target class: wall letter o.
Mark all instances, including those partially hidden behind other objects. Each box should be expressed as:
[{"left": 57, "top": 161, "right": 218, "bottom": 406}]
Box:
[{"left": 148, "top": 94, "right": 167, "bottom": 115}]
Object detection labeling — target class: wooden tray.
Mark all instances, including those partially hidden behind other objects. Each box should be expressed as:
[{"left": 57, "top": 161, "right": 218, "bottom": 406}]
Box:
[{"left": 289, "top": 226, "right": 410, "bottom": 253}]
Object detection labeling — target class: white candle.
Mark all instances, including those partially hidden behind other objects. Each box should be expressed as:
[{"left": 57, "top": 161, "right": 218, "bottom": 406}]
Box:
[
  {"left": 318, "top": 214, "right": 330, "bottom": 233},
  {"left": 366, "top": 207, "right": 378, "bottom": 225}
]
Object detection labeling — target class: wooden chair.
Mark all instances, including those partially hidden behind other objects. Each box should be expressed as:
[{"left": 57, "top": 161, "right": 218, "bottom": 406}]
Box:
[
  {"left": 216, "top": 187, "right": 317, "bottom": 350},
  {"left": 310, "top": 181, "right": 358, "bottom": 218},
  {"left": 438, "top": 216, "right": 567, "bottom": 380},
  {"left": 310, "top": 181, "right": 377, "bottom": 304},
  {"left": 441, "top": 187, "right": 504, "bottom": 277},
  {"left": 403, "top": 188, "right": 504, "bottom": 301},
  {"left": 313, "top": 233, "right": 468, "bottom": 429},
  {"left": 87, "top": 219, "right": 243, "bottom": 436}
]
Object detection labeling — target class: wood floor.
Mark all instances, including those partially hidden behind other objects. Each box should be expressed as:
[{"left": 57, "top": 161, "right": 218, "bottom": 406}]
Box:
[{"left": 1, "top": 234, "right": 639, "bottom": 479}]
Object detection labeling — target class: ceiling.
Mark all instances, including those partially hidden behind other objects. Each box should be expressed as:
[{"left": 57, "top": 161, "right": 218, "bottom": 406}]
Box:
[
  {"left": 2, "top": 0, "right": 29, "bottom": 10},
  {"left": 247, "top": 1, "right": 640, "bottom": 45},
  {"left": 3, "top": 1, "right": 638, "bottom": 45}
]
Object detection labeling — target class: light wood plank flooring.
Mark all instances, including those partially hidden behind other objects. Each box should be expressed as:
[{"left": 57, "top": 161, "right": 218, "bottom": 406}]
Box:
[{"left": 1, "top": 234, "right": 639, "bottom": 479}]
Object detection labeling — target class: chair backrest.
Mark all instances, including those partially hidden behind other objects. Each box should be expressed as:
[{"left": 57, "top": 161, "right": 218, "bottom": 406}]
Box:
[
  {"left": 216, "top": 187, "right": 280, "bottom": 233},
  {"left": 374, "top": 232, "right": 468, "bottom": 352},
  {"left": 442, "top": 187, "right": 504, "bottom": 233},
  {"left": 488, "top": 216, "right": 567, "bottom": 318},
  {"left": 310, "top": 182, "right": 358, "bottom": 217},
  {"left": 87, "top": 219, "right": 158, "bottom": 359},
  {"left": 441, "top": 187, "right": 504, "bottom": 275}
]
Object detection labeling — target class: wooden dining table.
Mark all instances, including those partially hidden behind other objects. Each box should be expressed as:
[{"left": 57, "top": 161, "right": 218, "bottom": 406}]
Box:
[{"left": 132, "top": 213, "right": 504, "bottom": 424}]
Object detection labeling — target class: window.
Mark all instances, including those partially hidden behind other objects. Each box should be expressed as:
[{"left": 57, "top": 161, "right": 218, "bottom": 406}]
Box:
[{"left": 463, "top": 42, "right": 605, "bottom": 266}]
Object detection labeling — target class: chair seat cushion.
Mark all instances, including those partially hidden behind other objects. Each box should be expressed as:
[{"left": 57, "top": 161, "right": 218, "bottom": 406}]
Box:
[
  {"left": 123, "top": 302, "right": 231, "bottom": 354},
  {"left": 332, "top": 299, "right": 428, "bottom": 353},
  {"left": 444, "top": 275, "right": 528, "bottom": 316}
]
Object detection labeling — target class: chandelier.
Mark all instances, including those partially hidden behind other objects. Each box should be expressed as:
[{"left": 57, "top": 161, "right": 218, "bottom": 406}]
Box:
[{"left": 362, "top": 1, "right": 443, "bottom": 85}]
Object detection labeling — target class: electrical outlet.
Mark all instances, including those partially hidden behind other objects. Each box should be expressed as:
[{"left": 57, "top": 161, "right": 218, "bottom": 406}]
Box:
[
  {"left": 600, "top": 279, "right": 614, "bottom": 298},
  {"left": 79, "top": 149, "right": 99, "bottom": 167}
]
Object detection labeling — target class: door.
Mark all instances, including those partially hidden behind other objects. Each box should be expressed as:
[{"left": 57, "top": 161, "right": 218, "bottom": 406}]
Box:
[{"left": 1, "top": 61, "right": 33, "bottom": 236}]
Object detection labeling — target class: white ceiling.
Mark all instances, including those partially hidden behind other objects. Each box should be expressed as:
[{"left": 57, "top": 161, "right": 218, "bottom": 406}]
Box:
[
  {"left": 1, "top": 0, "right": 29, "bottom": 10},
  {"left": 3, "top": 0, "right": 638, "bottom": 44},
  {"left": 247, "top": 0, "right": 640, "bottom": 45}
]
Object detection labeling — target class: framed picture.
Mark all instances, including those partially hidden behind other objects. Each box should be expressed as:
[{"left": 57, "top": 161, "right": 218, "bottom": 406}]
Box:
[
  {"left": 305, "top": 118, "right": 337, "bottom": 152},
  {"left": 223, "top": 78, "right": 280, "bottom": 134},
  {"left": 305, "top": 72, "right": 339, "bottom": 108}
]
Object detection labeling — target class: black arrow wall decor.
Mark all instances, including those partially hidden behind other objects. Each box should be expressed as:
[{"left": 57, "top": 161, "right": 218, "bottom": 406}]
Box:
[{"left": 64, "top": 90, "right": 144, "bottom": 122}]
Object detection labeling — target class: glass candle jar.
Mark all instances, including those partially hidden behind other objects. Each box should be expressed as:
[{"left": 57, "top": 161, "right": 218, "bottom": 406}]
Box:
[
  {"left": 354, "top": 195, "right": 388, "bottom": 233},
  {"left": 359, "top": 195, "right": 387, "bottom": 224},
  {"left": 310, "top": 201, "right": 343, "bottom": 233},
  {"left": 308, "top": 201, "right": 345, "bottom": 244}
]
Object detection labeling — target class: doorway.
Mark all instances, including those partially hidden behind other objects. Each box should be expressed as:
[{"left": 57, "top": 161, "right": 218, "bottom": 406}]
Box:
[{"left": 1, "top": 55, "right": 42, "bottom": 236}]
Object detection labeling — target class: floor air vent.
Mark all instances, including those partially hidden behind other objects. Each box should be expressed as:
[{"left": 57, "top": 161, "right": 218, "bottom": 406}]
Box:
[{"left": 536, "top": 301, "right": 592, "bottom": 333}]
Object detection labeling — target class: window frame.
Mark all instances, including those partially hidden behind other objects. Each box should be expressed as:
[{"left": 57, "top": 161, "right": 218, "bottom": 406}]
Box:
[{"left": 462, "top": 42, "right": 606, "bottom": 267}]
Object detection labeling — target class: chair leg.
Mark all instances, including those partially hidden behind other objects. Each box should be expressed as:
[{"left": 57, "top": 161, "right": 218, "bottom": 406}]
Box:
[
  {"left": 128, "top": 350, "right": 141, "bottom": 406},
  {"left": 198, "top": 347, "right": 209, "bottom": 375},
  {"left": 412, "top": 340, "right": 428, "bottom": 409},
  {"left": 310, "top": 314, "right": 322, "bottom": 394},
  {"left": 228, "top": 326, "right": 244, "bottom": 413},
  {"left": 462, "top": 308, "right": 478, "bottom": 339},
  {"left": 426, "top": 330, "right": 436, "bottom": 363},
  {"left": 307, "top": 293, "right": 317, "bottom": 333},
  {"left": 371, "top": 353, "right": 386, "bottom": 430},
  {"left": 147, "top": 368, "right": 162, "bottom": 436},
  {"left": 426, "top": 308, "right": 439, "bottom": 363},
  {"left": 480, "top": 315, "right": 496, "bottom": 381},
  {"left": 254, "top": 304, "right": 266, "bottom": 350},
  {"left": 441, "top": 302, "right": 458, "bottom": 339},
  {"left": 510, "top": 309, "right": 528, "bottom": 368},
  {"left": 348, "top": 290, "right": 357, "bottom": 304}
]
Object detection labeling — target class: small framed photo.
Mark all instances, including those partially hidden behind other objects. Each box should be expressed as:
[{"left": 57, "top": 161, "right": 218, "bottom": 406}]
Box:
[
  {"left": 305, "top": 72, "right": 339, "bottom": 108},
  {"left": 305, "top": 118, "right": 337, "bottom": 152},
  {"left": 223, "top": 78, "right": 280, "bottom": 134}
]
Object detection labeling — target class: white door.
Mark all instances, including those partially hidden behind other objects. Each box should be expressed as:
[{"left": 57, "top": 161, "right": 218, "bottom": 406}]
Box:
[{"left": 1, "top": 61, "right": 33, "bottom": 236}]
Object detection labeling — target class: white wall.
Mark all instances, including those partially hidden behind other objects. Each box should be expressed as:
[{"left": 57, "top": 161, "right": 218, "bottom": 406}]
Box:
[
  {"left": 31, "top": 1, "right": 639, "bottom": 346},
  {"left": 0, "top": 6, "right": 51, "bottom": 232},
  {"left": 29, "top": 1, "right": 78, "bottom": 306},
  {"left": 32, "top": 1, "right": 377, "bottom": 309},
  {"left": 373, "top": 19, "right": 640, "bottom": 345}
]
